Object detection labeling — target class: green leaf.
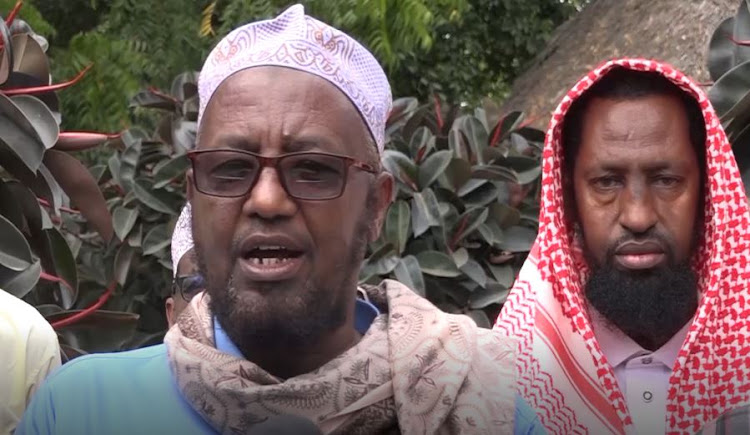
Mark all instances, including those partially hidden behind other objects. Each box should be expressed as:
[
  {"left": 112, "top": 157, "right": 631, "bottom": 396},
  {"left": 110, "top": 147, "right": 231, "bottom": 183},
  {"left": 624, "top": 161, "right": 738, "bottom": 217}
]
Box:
[
  {"left": 44, "top": 228, "right": 78, "bottom": 309},
  {"left": 499, "top": 226, "right": 537, "bottom": 252},
  {"left": 49, "top": 310, "right": 139, "bottom": 354},
  {"left": 119, "top": 140, "right": 142, "bottom": 192},
  {"left": 477, "top": 221, "right": 504, "bottom": 248},
  {"left": 440, "top": 157, "right": 472, "bottom": 192},
  {"left": 471, "top": 164, "right": 518, "bottom": 183},
  {"left": 382, "top": 150, "right": 418, "bottom": 190},
  {"left": 143, "top": 224, "right": 171, "bottom": 256},
  {"left": 487, "top": 263, "right": 515, "bottom": 287},
  {"left": 452, "top": 248, "right": 469, "bottom": 268},
  {"left": 114, "top": 244, "right": 135, "bottom": 286},
  {"left": 708, "top": 17, "right": 737, "bottom": 81},
  {"left": 411, "top": 189, "right": 441, "bottom": 237},
  {"left": 463, "top": 182, "right": 499, "bottom": 209},
  {"left": 133, "top": 180, "right": 178, "bottom": 215},
  {"left": 393, "top": 255, "right": 426, "bottom": 296},
  {"left": 459, "top": 115, "right": 489, "bottom": 163},
  {"left": 418, "top": 150, "right": 452, "bottom": 189},
  {"left": 0, "top": 213, "right": 32, "bottom": 271},
  {"left": 125, "top": 223, "right": 142, "bottom": 248},
  {"left": 113, "top": 207, "right": 139, "bottom": 242},
  {"left": 415, "top": 250, "right": 461, "bottom": 277},
  {"left": 409, "top": 126, "right": 434, "bottom": 160},
  {"left": 11, "top": 95, "right": 59, "bottom": 150},
  {"left": 709, "top": 60, "right": 750, "bottom": 118},
  {"left": 457, "top": 178, "right": 488, "bottom": 197},
  {"left": 385, "top": 200, "right": 411, "bottom": 254},
  {"left": 460, "top": 259, "right": 487, "bottom": 288},
  {"left": 489, "top": 203, "right": 521, "bottom": 229},
  {"left": 153, "top": 154, "right": 189, "bottom": 189},
  {"left": 0, "top": 179, "right": 25, "bottom": 230},
  {"left": 469, "top": 283, "right": 509, "bottom": 309},
  {"left": 448, "top": 128, "right": 470, "bottom": 160},
  {"left": 4, "top": 181, "right": 47, "bottom": 231},
  {"left": 452, "top": 208, "right": 489, "bottom": 244},
  {"left": 0, "top": 260, "right": 41, "bottom": 298},
  {"left": 0, "top": 94, "right": 46, "bottom": 172},
  {"left": 130, "top": 90, "right": 176, "bottom": 111},
  {"left": 496, "top": 111, "right": 525, "bottom": 143},
  {"left": 516, "top": 166, "right": 542, "bottom": 185}
]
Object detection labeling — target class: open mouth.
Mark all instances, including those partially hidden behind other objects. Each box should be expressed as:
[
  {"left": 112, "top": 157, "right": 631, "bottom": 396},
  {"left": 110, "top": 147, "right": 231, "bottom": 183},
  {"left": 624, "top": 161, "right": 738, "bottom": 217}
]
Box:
[
  {"left": 237, "top": 236, "right": 307, "bottom": 282},
  {"left": 244, "top": 246, "right": 304, "bottom": 266}
]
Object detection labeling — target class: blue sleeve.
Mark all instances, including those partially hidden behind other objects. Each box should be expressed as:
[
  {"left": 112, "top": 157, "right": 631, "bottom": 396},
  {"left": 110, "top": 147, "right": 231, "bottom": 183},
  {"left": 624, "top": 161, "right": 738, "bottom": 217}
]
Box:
[
  {"left": 514, "top": 393, "right": 547, "bottom": 435},
  {"left": 15, "top": 376, "right": 56, "bottom": 435}
]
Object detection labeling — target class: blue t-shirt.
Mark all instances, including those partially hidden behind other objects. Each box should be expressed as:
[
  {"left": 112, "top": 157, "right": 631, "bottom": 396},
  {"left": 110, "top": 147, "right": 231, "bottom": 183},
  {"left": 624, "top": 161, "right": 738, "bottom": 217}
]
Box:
[{"left": 17, "top": 300, "right": 544, "bottom": 435}]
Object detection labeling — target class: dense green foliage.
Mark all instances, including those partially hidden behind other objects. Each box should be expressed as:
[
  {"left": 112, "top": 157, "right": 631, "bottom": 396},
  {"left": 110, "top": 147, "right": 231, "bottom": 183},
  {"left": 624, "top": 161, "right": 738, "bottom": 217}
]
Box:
[
  {"left": 12, "top": 0, "right": 575, "bottom": 136},
  {"left": 362, "top": 98, "right": 542, "bottom": 326},
  {"left": 707, "top": 0, "right": 750, "bottom": 188}
]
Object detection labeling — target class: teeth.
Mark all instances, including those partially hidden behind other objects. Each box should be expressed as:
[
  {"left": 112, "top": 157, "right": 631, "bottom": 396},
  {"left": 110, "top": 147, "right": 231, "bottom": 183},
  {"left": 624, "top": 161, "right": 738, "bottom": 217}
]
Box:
[
  {"left": 249, "top": 257, "right": 291, "bottom": 266},
  {"left": 255, "top": 246, "right": 287, "bottom": 251}
]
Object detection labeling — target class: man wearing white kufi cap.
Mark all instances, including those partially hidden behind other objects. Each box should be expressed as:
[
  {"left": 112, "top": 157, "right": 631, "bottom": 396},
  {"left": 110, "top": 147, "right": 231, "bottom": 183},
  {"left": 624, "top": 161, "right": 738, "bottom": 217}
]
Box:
[{"left": 18, "top": 5, "right": 534, "bottom": 434}]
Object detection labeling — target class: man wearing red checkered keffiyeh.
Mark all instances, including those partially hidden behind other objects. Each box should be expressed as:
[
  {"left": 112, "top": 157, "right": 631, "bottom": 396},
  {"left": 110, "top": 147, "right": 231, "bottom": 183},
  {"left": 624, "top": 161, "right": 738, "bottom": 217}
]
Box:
[{"left": 494, "top": 58, "right": 750, "bottom": 435}]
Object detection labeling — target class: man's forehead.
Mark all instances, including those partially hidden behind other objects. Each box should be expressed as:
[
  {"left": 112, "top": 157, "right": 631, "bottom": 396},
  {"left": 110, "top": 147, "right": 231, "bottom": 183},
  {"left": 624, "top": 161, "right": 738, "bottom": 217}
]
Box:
[{"left": 209, "top": 67, "right": 353, "bottom": 110}]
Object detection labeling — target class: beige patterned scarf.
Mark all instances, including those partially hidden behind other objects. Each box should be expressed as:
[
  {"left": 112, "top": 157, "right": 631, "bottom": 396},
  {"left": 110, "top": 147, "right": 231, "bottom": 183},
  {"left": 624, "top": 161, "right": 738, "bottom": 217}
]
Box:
[{"left": 164, "top": 279, "right": 517, "bottom": 434}]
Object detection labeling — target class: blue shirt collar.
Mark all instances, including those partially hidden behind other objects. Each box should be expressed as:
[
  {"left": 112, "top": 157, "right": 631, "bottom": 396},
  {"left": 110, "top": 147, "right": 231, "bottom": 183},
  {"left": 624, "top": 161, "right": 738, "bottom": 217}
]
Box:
[{"left": 214, "top": 298, "right": 380, "bottom": 358}]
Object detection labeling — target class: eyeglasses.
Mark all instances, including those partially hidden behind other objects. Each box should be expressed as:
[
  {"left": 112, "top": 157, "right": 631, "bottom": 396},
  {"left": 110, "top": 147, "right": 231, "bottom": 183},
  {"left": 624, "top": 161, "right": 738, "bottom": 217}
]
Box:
[
  {"left": 187, "top": 149, "right": 377, "bottom": 200},
  {"left": 172, "top": 274, "right": 205, "bottom": 302}
]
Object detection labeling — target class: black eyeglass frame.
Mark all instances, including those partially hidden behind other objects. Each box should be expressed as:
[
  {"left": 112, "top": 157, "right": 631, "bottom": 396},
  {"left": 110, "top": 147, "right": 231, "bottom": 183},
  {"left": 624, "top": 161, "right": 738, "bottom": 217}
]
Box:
[
  {"left": 187, "top": 148, "right": 378, "bottom": 200},
  {"left": 172, "top": 274, "right": 205, "bottom": 302}
]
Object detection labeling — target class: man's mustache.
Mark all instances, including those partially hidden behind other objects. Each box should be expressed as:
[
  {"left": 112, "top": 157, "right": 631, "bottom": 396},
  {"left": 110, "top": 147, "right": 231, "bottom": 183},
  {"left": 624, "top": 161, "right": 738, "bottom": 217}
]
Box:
[{"left": 604, "top": 231, "right": 676, "bottom": 264}]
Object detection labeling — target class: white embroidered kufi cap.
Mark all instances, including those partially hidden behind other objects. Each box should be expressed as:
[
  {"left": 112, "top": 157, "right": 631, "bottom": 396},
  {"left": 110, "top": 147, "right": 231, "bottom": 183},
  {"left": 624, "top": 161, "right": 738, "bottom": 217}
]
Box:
[
  {"left": 197, "top": 3, "right": 392, "bottom": 151},
  {"left": 171, "top": 203, "right": 193, "bottom": 278}
]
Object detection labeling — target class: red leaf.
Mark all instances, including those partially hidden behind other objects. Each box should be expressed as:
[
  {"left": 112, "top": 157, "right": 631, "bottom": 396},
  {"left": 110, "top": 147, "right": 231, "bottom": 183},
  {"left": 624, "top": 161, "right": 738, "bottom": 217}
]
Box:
[{"left": 43, "top": 149, "right": 114, "bottom": 241}]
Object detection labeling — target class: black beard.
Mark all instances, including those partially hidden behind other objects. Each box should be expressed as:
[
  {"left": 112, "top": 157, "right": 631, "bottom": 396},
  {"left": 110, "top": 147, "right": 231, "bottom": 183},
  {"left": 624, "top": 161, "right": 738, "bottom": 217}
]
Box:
[
  {"left": 584, "top": 245, "right": 698, "bottom": 351},
  {"left": 194, "top": 187, "right": 376, "bottom": 355}
]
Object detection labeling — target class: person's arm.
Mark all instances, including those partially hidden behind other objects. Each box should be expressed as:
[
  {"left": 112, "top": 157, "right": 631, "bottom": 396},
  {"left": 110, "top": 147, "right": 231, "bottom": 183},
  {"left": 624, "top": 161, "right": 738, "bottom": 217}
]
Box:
[
  {"left": 14, "top": 378, "right": 57, "bottom": 435},
  {"left": 24, "top": 320, "right": 61, "bottom": 407},
  {"left": 514, "top": 394, "right": 547, "bottom": 435}
]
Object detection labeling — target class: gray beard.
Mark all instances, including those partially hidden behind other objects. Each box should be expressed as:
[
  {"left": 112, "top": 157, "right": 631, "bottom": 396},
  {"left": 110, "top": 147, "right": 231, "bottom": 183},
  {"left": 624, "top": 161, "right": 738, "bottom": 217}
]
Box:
[{"left": 195, "top": 188, "right": 376, "bottom": 356}]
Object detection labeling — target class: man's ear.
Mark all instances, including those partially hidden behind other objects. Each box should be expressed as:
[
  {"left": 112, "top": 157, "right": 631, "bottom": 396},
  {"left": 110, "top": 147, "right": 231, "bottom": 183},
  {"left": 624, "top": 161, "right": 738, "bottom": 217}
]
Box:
[
  {"left": 165, "top": 297, "right": 175, "bottom": 328},
  {"left": 368, "top": 171, "right": 394, "bottom": 243}
]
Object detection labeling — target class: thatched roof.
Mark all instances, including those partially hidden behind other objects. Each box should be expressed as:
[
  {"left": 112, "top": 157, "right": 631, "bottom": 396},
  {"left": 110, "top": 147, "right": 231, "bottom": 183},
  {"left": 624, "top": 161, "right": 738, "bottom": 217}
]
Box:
[{"left": 501, "top": 0, "right": 737, "bottom": 129}]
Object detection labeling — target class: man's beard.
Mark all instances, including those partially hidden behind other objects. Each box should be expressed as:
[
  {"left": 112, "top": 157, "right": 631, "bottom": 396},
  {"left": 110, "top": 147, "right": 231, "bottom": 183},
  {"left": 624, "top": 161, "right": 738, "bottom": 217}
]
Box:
[
  {"left": 194, "top": 187, "right": 376, "bottom": 355},
  {"left": 584, "top": 235, "right": 699, "bottom": 351}
]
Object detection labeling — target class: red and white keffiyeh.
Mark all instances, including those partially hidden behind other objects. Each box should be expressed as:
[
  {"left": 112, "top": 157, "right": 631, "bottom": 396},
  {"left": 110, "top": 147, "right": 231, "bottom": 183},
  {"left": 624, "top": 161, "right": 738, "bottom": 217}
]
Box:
[{"left": 494, "top": 58, "right": 750, "bottom": 434}]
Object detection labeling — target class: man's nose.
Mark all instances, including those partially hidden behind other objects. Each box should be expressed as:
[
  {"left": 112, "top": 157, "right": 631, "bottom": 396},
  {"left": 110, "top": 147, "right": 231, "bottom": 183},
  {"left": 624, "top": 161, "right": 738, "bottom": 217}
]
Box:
[
  {"left": 618, "top": 184, "right": 658, "bottom": 235},
  {"left": 242, "top": 167, "right": 297, "bottom": 219}
]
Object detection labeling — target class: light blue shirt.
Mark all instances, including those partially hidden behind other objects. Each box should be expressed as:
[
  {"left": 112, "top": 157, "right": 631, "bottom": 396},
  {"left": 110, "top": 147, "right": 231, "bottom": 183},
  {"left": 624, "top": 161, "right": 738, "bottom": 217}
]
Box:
[{"left": 17, "top": 299, "right": 544, "bottom": 435}]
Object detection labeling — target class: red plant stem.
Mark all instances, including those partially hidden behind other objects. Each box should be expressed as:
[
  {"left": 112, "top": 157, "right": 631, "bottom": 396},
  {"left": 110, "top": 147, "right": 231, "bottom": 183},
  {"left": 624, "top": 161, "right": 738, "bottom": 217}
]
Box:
[
  {"left": 449, "top": 215, "right": 468, "bottom": 251},
  {"left": 728, "top": 34, "right": 750, "bottom": 47},
  {"left": 518, "top": 116, "right": 539, "bottom": 129},
  {"left": 433, "top": 94, "right": 444, "bottom": 131},
  {"left": 490, "top": 114, "right": 506, "bottom": 147},
  {"left": 37, "top": 197, "right": 80, "bottom": 214},
  {"left": 40, "top": 270, "right": 74, "bottom": 297},
  {"left": 51, "top": 280, "right": 116, "bottom": 329},
  {"left": 147, "top": 86, "right": 179, "bottom": 105},
  {"left": 5, "top": 1, "right": 22, "bottom": 26},
  {"left": 2, "top": 64, "right": 93, "bottom": 95}
]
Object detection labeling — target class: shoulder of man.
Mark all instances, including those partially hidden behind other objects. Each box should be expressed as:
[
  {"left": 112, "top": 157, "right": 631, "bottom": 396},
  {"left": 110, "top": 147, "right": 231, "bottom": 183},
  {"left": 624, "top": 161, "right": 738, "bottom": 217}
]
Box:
[
  {"left": 15, "top": 344, "right": 176, "bottom": 435},
  {"left": 0, "top": 290, "right": 61, "bottom": 434}
]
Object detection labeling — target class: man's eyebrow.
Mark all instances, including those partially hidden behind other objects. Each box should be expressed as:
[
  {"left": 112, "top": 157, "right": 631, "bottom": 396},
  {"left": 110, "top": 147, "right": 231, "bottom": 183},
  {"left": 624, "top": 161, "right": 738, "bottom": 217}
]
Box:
[
  {"left": 212, "top": 134, "right": 259, "bottom": 151},
  {"left": 281, "top": 135, "right": 340, "bottom": 153}
]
